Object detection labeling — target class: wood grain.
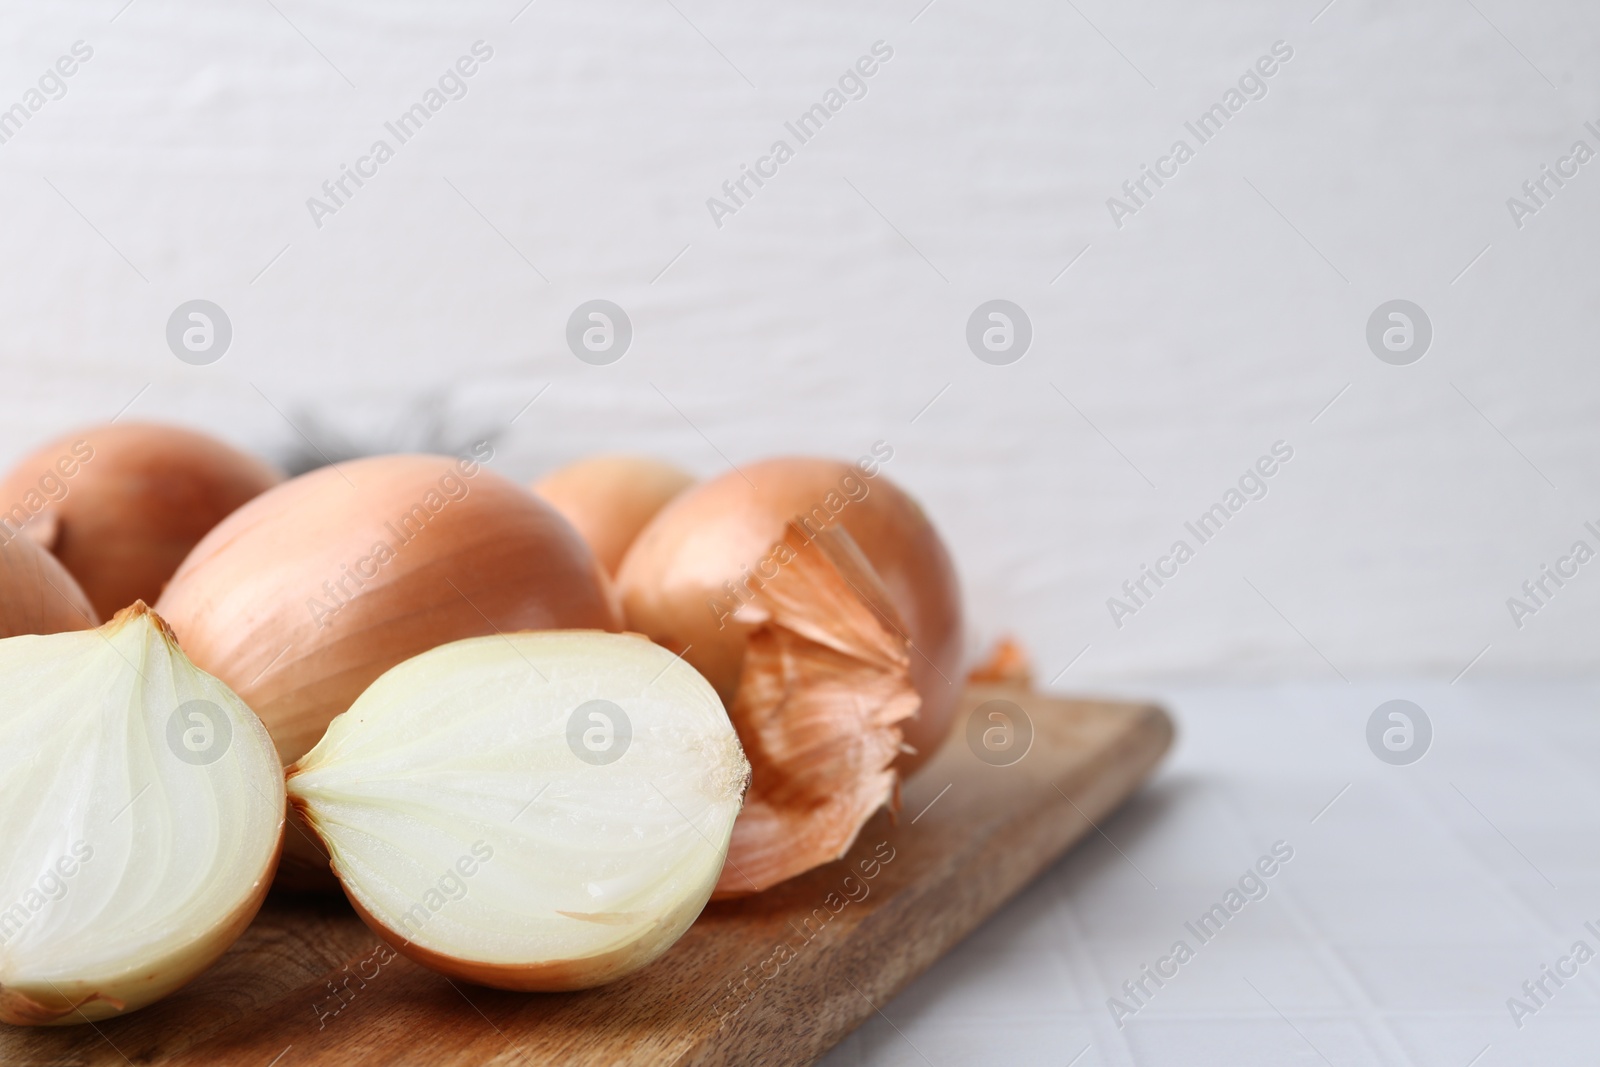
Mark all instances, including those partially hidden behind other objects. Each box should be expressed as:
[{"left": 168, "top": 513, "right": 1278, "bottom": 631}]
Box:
[{"left": 1, "top": 685, "right": 1171, "bottom": 1067}]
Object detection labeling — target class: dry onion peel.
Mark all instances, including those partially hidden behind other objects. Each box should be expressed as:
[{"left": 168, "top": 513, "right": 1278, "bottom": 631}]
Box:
[
  {"left": 713, "top": 522, "right": 918, "bottom": 898},
  {"left": 0, "top": 604, "right": 284, "bottom": 1025},
  {"left": 287, "top": 630, "right": 748, "bottom": 991},
  {"left": 966, "top": 635, "right": 1034, "bottom": 688}
]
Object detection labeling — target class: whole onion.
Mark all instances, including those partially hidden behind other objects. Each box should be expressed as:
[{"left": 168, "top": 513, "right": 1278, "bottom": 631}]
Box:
[
  {"left": 157, "top": 453, "right": 621, "bottom": 766},
  {"left": 616, "top": 454, "right": 963, "bottom": 894},
  {"left": 533, "top": 455, "right": 693, "bottom": 575},
  {"left": 618, "top": 454, "right": 963, "bottom": 771},
  {"left": 0, "top": 529, "right": 97, "bottom": 636},
  {"left": 0, "top": 422, "right": 282, "bottom": 618},
  {"left": 156, "top": 453, "right": 621, "bottom": 886}
]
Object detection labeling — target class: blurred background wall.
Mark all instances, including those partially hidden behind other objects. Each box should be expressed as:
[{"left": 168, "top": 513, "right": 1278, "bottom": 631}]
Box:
[{"left": 1, "top": 0, "right": 1597, "bottom": 684}]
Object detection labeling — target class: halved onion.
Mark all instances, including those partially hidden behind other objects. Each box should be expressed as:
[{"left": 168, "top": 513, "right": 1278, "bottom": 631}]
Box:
[
  {"left": 287, "top": 630, "right": 748, "bottom": 990},
  {"left": 0, "top": 530, "right": 97, "bottom": 637},
  {"left": 533, "top": 455, "right": 694, "bottom": 575},
  {"left": 0, "top": 422, "right": 283, "bottom": 618},
  {"left": 0, "top": 604, "right": 284, "bottom": 1025}
]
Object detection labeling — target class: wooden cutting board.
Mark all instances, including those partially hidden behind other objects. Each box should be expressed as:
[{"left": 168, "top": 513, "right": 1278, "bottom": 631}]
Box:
[{"left": 3, "top": 684, "right": 1172, "bottom": 1067}]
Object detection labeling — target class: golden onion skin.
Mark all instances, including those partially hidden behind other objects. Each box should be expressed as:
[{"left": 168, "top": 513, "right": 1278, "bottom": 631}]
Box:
[
  {"left": 616, "top": 456, "right": 964, "bottom": 777},
  {"left": 533, "top": 455, "right": 693, "bottom": 576},
  {"left": 0, "top": 422, "right": 282, "bottom": 618},
  {"left": 156, "top": 454, "right": 621, "bottom": 769},
  {"left": 0, "top": 530, "right": 97, "bottom": 636}
]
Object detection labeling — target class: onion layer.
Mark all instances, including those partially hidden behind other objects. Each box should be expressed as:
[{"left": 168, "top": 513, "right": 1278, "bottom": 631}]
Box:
[
  {"left": 0, "top": 423, "right": 283, "bottom": 618},
  {"left": 0, "top": 604, "right": 284, "bottom": 1025},
  {"left": 287, "top": 630, "right": 748, "bottom": 990},
  {"left": 533, "top": 455, "right": 694, "bottom": 576}
]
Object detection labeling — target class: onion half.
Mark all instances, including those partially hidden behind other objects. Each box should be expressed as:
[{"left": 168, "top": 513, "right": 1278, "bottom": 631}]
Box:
[
  {"left": 533, "top": 455, "right": 694, "bottom": 575},
  {"left": 0, "top": 423, "right": 283, "bottom": 618},
  {"left": 287, "top": 630, "right": 748, "bottom": 990},
  {"left": 0, "top": 604, "right": 284, "bottom": 1025}
]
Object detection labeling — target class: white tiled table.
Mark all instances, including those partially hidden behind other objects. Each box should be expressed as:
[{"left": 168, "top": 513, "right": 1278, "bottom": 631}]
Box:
[{"left": 820, "top": 681, "right": 1600, "bottom": 1066}]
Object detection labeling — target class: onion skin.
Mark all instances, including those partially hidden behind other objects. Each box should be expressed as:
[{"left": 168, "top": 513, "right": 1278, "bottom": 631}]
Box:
[
  {"left": 533, "top": 455, "right": 693, "bottom": 576},
  {"left": 616, "top": 456, "right": 964, "bottom": 778},
  {"left": 967, "top": 635, "right": 1033, "bottom": 688},
  {"left": 0, "top": 531, "right": 97, "bottom": 636},
  {"left": 156, "top": 454, "right": 620, "bottom": 766},
  {"left": 0, "top": 423, "right": 282, "bottom": 619},
  {"left": 710, "top": 522, "right": 920, "bottom": 897}
]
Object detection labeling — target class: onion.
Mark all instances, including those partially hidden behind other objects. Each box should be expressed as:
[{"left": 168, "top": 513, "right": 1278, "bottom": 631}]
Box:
[
  {"left": 155, "top": 454, "right": 621, "bottom": 888},
  {"left": 615, "top": 456, "right": 963, "bottom": 895},
  {"left": 0, "top": 530, "right": 97, "bottom": 636},
  {"left": 0, "top": 423, "right": 283, "bottom": 619},
  {"left": 287, "top": 630, "right": 748, "bottom": 990},
  {"left": 0, "top": 603, "right": 284, "bottom": 1025},
  {"left": 533, "top": 455, "right": 694, "bottom": 575}
]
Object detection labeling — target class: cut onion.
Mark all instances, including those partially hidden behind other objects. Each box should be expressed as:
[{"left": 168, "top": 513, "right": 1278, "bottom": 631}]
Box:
[
  {"left": 287, "top": 630, "right": 747, "bottom": 990},
  {"left": 0, "top": 604, "right": 284, "bottom": 1025}
]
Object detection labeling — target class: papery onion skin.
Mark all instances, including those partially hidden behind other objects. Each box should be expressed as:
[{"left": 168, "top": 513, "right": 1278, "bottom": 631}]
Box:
[
  {"left": 0, "top": 423, "right": 283, "bottom": 619},
  {"left": 616, "top": 456, "right": 964, "bottom": 777},
  {"left": 710, "top": 522, "right": 919, "bottom": 898},
  {"left": 533, "top": 455, "right": 694, "bottom": 576},
  {"left": 967, "top": 635, "right": 1033, "bottom": 688},
  {"left": 0, "top": 531, "right": 97, "bottom": 636},
  {"left": 157, "top": 455, "right": 621, "bottom": 768},
  {"left": 0, "top": 603, "right": 284, "bottom": 1025}
]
